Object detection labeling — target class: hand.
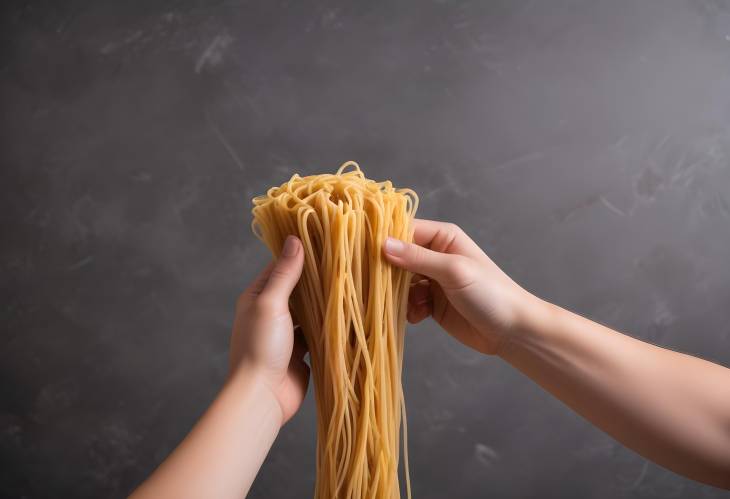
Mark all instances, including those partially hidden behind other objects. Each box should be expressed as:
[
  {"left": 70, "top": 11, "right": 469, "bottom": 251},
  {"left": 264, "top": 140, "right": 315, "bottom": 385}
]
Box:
[
  {"left": 383, "top": 219, "right": 534, "bottom": 355},
  {"left": 229, "top": 235, "right": 309, "bottom": 425}
]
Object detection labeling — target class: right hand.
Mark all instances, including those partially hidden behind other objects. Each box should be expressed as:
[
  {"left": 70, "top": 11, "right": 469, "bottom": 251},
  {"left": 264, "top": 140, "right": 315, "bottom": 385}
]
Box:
[{"left": 383, "top": 219, "right": 535, "bottom": 355}]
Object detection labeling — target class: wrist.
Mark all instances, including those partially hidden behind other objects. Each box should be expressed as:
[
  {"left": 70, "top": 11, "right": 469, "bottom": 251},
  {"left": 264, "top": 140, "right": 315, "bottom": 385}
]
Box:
[
  {"left": 224, "top": 363, "right": 284, "bottom": 428},
  {"left": 499, "top": 291, "right": 557, "bottom": 360}
]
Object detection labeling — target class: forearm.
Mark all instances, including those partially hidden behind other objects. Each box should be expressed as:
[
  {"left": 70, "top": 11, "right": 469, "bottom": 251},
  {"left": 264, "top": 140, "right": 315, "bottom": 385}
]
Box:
[
  {"left": 500, "top": 296, "right": 730, "bottom": 489},
  {"left": 130, "top": 368, "right": 282, "bottom": 499}
]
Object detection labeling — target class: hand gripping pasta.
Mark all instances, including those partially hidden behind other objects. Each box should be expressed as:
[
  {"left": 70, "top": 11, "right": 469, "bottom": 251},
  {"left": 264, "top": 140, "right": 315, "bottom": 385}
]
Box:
[{"left": 251, "top": 161, "right": 418, "bottom": 498}]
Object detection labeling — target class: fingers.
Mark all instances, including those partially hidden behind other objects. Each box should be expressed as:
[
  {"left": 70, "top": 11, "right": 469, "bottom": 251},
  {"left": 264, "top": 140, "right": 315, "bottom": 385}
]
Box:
[
  {"left": 409, "top": 272, "right": 425, "bottom": 284},
  {"left": 407, "top": 277, "right": 432, "bottom": 324},
  {"left": 412, "top": 219, "right": 484, "bottom": 259},
  {"left": 409, "top": 278, "right": 430, "bottom": 306},
  {"left": 383, "top": 236, "right": 462, "bottom": 284},
  {"left": 407, "top": 302, "right": 431, "bottom": 324},
  {"left": 258, "top": 235, "right": 305, "bottom": 309},
  {"left": 383, "top": 236, "right": 446, "bottom": 278}
]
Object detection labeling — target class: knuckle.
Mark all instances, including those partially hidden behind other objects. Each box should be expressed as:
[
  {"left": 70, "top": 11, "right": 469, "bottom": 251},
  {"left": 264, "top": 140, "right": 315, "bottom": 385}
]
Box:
[
  {"left": 446, "top": 257, "right": 464, "bottom": 276},
  {"left": 446, "top": 256, "right": 473, "bottom": 284},
  {"left": 431, "top": 222, "right": 463, "bottom": 253},
  {"left": 445, "top": 222, "right": 464, "bottom": 246},
  {"left": 445, "top": 222, "right": 462, "bottom": 236},
  {"left": 409, "top": 243, "right": 426, "bottom": 265},
  {"left": 268, "top": 266, "right": 289, "bottom": 282}
]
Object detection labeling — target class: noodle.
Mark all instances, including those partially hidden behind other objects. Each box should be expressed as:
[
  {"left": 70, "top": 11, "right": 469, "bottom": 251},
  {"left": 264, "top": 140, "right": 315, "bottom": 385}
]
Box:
[{"left": 251, "top": 161, "right": 418, "bottom": 499}]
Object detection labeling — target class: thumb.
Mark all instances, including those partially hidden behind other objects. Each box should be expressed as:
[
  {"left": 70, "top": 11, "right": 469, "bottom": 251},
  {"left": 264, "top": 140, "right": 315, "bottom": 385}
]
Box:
[
  {"left": 383, "top": 236, "right": 455, "bottom": 284},
  {"left": 259, "top": 235, "right": 304, "bottom": 308}
]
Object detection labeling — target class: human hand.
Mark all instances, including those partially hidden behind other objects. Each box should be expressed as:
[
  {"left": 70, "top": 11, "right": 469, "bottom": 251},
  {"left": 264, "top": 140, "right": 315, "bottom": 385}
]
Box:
[
  {"left": 229, "top": 235, "right": 308, "bottom": 425},
  {"left": 383, "top": 219, "right": 535, "bottom": 355}
]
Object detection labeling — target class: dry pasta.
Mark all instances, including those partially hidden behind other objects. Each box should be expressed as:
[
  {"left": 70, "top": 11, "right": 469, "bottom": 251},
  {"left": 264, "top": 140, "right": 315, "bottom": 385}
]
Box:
[{"left": 251, "top": 161, "right": 418, "bottom": 498}]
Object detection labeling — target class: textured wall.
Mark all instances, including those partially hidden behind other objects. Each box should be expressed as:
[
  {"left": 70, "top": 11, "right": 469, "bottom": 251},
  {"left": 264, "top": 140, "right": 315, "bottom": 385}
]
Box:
[{"left": 2, "top": 1, "right": 730, "bottom": 497}]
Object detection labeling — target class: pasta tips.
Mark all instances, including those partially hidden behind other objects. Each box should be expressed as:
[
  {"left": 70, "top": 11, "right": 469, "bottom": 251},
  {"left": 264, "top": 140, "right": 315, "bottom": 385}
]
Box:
[{"left": 251, "top": 162, "right": 418, "bottom": 499}]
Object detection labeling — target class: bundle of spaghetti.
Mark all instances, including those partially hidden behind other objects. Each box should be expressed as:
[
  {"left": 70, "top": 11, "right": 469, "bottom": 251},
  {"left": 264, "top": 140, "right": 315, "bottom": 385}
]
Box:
[{"left": 251, "top": 161, "right": 418, "bottom": 499}]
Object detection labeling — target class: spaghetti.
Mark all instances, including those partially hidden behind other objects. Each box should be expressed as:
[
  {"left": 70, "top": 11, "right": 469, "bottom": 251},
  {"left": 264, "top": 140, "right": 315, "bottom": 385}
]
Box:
[{"left": 251, "top": 161, "right": 418, "bottom": 498}]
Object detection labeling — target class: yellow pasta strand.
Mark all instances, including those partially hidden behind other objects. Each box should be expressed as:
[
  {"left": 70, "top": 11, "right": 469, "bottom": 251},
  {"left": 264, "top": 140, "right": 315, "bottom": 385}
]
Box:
[{"left": 251, "top": 161, "right": 418, "bottom": 499}]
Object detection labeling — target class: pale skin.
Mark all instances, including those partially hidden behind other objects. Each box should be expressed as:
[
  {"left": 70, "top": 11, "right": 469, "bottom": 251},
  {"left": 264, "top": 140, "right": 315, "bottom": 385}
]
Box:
[{"left": 131, "top": 219, "right": 730, "bottom": 498}]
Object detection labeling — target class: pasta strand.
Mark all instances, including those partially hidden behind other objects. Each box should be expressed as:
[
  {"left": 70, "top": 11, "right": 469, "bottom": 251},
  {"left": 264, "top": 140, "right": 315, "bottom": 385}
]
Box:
[{"left": 251, "top": 162, "right": 418, "bottom": 499}]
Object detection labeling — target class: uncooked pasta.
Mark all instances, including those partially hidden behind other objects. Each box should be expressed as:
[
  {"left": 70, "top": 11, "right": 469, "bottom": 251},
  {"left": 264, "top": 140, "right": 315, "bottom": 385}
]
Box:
[{"left": 251, "top": 161, "right": 417, "bottom": 498}]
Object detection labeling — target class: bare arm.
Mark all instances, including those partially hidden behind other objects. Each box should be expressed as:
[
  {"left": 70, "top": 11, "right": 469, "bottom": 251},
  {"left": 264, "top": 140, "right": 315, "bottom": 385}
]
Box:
[
  {"left": 503, "top": 296, "right": 730, "bottom": 489},
  {"left": 383, "top": 218, "right": 730, "bottom": 489},
  {"left": 131, "top": 235, "right": 308, "bottom": 498},
  {"left": 129, "top": 370, "right": 282, "bottom": 499}
]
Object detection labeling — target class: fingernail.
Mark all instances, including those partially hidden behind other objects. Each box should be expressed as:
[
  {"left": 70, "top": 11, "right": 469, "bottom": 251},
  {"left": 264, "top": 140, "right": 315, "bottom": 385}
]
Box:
[
  {"left": 384, "top": 237, "right": 405, "bottom": 256},
  {"left": 282, "top": 235, "right": 298, "bottom": 257}
]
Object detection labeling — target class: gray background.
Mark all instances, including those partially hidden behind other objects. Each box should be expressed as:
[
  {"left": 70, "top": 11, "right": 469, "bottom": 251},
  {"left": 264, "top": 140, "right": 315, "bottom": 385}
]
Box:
[{"left": 2, "top": 0, "right": 730, "bottom": 497}]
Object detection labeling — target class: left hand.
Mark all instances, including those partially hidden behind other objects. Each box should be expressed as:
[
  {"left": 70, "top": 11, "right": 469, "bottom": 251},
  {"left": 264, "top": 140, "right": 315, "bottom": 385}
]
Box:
[{"left": 229, "top": 235, "right": 309, "bottom": 425}]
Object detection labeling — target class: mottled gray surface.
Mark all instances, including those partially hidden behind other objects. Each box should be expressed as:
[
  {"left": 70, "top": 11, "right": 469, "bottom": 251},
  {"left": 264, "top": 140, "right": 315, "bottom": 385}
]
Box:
[{"left": 2, "top": 0, "right": 730, "bottom": 497}]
